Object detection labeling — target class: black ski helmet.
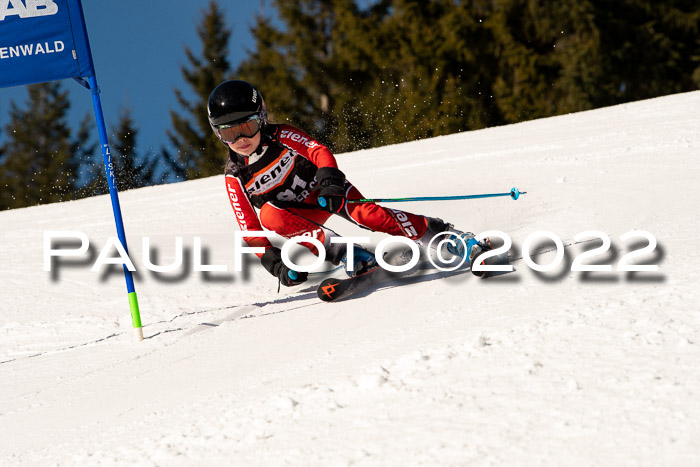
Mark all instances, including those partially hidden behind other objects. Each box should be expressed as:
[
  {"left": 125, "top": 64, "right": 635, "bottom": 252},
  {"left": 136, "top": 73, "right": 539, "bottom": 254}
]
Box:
[{"left": 207, "top": 80, "right": 267, "bottom": 132}]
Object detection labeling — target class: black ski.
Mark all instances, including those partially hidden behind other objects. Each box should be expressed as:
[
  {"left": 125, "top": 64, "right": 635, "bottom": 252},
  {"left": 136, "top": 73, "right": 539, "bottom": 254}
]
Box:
[
  {"left": 316, "top": 248, "right": 512, "bottom": 302},
  {"left": 317, "top": 267, "right": 384, "bottom": 302}
]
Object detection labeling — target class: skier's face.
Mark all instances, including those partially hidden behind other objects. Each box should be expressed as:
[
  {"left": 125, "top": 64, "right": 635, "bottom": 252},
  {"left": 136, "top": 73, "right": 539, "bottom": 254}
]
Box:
[{"left": 228, "top": 132, "right": 261, "bottom": 156}]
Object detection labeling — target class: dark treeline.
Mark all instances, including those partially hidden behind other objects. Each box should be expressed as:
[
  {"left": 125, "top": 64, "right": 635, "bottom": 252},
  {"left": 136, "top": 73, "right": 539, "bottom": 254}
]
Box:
[
  {"left": 0, "top": 82, "right": 177, "bottom": 210},
  {"left": 237, "top": 0, "right": 699, "bottom": 153},
  {"left": 1, "top": 0, "right": 698, "bottom": 209}
]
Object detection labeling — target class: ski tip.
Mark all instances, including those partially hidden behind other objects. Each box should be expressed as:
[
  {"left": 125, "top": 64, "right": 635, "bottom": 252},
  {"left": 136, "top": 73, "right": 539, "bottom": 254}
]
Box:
[{"left": 318, "top": 278, "right": 343, "bottom": 302}]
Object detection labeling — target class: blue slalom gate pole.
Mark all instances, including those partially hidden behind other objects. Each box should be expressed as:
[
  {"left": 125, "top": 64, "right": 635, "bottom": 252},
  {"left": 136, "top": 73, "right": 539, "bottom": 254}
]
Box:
[
  {"left": 87, "top": 76, "right": 143, "bottom": 341},
  {"left": 347, "top": 187, "right": 527, "bottom": 204}
]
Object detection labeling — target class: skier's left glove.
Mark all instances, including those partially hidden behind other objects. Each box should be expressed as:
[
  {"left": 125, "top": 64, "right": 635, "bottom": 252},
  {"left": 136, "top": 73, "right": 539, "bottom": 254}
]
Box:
[
  {"left": 262, "top": 247, "right": 308, "bottom": 289},
  {"left": 316, "top": 167, "right": 346, "bottom": 213}
]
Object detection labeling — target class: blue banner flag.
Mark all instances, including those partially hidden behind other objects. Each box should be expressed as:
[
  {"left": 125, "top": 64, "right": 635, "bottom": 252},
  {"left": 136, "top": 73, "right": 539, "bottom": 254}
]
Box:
[{"left": 0, "top": 0, "right": 95, "bottom": 88}]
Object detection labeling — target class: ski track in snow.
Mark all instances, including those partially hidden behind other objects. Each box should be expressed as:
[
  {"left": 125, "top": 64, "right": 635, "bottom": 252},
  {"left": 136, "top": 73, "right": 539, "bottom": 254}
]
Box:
[{"left": 1, "top": 92, "right": 700, "bottom": 466}]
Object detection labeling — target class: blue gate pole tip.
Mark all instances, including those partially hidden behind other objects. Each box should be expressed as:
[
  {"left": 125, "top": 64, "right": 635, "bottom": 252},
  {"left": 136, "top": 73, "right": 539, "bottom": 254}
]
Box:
[{"left": 510, "top": 187, "right": 520, "bottom": 200}]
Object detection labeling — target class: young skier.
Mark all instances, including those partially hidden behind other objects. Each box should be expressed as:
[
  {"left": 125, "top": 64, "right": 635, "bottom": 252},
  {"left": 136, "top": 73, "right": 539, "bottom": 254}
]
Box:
[{"left": 209, "top": 80, "right": 485, "bottom": 287}]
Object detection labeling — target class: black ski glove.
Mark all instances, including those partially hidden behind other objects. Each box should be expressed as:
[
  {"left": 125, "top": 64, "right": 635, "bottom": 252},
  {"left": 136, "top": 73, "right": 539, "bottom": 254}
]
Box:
[
  {"left": 316, "top": 166, "right": 346, "bottom": 213},
  {"left": 277, "top": 263, "right": 308, "bottom": 287},
  {"left": 262, "top": 247, "right": 308, "bottom": 288}
]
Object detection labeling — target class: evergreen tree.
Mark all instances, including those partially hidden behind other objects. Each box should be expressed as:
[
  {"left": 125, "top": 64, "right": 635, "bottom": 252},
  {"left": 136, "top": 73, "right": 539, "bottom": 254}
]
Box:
[
  {"left": 237, "top": 0, "right": 340, "bottom": 148},
  {"left": 234, "top": 16, "right": 308, "bottom": 129},
  {"left": 237, "top": 0, "right": 502, "bottom": 150},
  {"left": 237, "top": 0, "right": 698, "bottom": 151},
  {"left": 357, "top": 0, "right": 501, "bottom": 145},
  {"left": 110, "top": 109, "right": 170, "bottom": 191},
  {"left": 319, "top": 0, "right": 394, "bottom": 150},
  {"left": 593, "top": 0, "right": 700, "bottom": 106},
  {"left": 81, "top": 107, "right": 175, "bottom": 196},
  {"left": 486, "top": 0, "right": 603, "bottom": 122},
  {"left": 237, "top": 0, "right": 395, "bottom": 152},
  {"left": 0, "top": 82, "right": 94, "bottom": 210},
  {"left": 112, "top": 109, "right": 141, "bottom": 190},
  {"left": 167, "top": 0, "right": 232, "bottom": 179}
]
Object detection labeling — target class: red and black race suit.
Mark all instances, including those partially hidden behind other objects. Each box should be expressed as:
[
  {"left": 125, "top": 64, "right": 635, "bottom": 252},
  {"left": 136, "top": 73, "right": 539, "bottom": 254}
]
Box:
[
  {"left": 224, "top": 124, "right": 335, "bottom": 255},
  {"left": 224, "top": 123, "right": 429, "bottom": 268}
]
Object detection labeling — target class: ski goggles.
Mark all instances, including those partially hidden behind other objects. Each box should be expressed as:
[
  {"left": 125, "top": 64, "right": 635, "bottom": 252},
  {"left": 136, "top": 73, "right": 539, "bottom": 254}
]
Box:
[{"left": 215, "top": 115, "right": 262, "bottom": 143}]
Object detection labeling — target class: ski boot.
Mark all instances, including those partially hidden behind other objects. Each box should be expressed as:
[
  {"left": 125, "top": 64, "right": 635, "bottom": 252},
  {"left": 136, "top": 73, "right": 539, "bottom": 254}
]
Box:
[
  {"left": 325, "top": 233, "right": 378, "bottom": 277},
  {"left": 420, "top": 217, "right": 473, "bottom": 258},
  {"left": 466, "top": 237, "right": 493, "bottom": 277},
  {"left": 443, "top": 230, "right": 493, "bottom": 275},
  {"left": 340, "top": 244, "right": 378, "bottom": 277},
  {"left": 444, "top": 230, "right": 476, "bottom": 259},
  {"left": 420, "top": 218, "right": 493, "bottom": 275}
]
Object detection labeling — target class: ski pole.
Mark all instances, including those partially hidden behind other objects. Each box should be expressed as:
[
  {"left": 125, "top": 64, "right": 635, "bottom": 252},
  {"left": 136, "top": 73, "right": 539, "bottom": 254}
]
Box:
[{"left": 346, "top": 187, "right": 526, "bottom": 204}]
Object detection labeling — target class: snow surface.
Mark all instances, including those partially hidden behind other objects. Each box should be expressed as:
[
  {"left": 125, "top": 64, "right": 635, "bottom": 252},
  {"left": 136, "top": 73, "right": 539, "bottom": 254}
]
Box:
[{"left": 1, "top": 92, "right": 699, "bottom": 466}]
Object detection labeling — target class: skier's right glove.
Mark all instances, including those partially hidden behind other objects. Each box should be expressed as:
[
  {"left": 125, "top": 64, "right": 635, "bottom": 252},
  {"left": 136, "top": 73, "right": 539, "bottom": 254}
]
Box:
[
  {"left": 262, "top": 247, "right": 308, "bottom": 288},
  {"left": 277, "top": 263, "right": 308, "bottom": 287},
  {"left": 316, "top": 166, "right": 347, "bottom": 213}
]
